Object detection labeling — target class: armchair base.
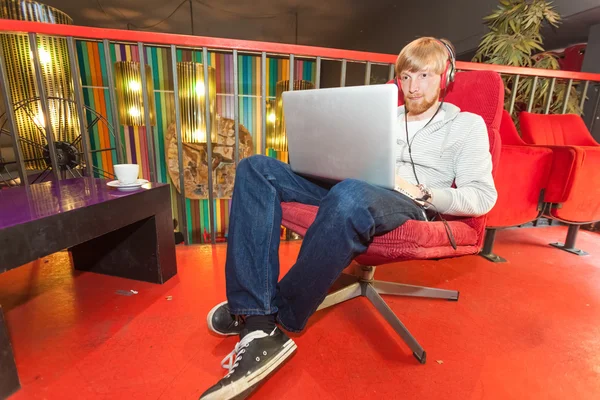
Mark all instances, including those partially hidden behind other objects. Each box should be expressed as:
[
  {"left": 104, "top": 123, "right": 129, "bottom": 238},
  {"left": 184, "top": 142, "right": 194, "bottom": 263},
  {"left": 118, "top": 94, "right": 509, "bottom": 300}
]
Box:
[
  {"left": 318, "top": 266, "right": 459, "bottom": 364},
  {"left": 479, "top": 228, "right": 507, "bottom": 263},
  {"left": 550, "top": 225, "right": 589, "bottom": 256}
]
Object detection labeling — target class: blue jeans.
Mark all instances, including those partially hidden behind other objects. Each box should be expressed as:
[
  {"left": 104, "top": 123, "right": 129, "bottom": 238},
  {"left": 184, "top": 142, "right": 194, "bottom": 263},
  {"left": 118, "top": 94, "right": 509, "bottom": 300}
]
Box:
[{"left": 225, "top": 155, "right": 426, "bottom": 332}]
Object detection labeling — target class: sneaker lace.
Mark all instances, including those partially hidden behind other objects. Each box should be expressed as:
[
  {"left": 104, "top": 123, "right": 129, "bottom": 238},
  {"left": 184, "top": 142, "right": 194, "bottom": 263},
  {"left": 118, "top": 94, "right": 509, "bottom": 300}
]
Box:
[{"left": 221, "top": 330, "right": 269, "bottom": 378}]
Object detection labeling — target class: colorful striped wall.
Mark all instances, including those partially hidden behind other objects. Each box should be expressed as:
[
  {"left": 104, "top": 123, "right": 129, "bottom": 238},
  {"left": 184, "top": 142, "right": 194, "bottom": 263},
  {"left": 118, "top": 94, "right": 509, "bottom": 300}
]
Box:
[{"left": 75, "top": 40, "right": 316, "bottom": 243}]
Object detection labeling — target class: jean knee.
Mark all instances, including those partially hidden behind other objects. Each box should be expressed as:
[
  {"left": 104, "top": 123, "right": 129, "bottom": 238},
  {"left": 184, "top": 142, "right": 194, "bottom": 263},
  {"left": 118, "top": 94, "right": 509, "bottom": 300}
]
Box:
[
  {"left": 328, "top": 179, "right": 369, "bottom": 201},
  {"left": 242, "top": 154, "right": 284, "bottom": 174},
  {"left": 236, "top": 155, "right": 265, "bottom": 177},
  {"left": 325, "top": 179, "right": 370, "bottom": 217}
]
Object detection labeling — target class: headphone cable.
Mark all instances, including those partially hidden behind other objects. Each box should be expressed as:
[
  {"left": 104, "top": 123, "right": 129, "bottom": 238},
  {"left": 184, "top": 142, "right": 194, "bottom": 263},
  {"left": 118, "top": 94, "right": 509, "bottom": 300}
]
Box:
[
  {"left": 405, "top": 88, "right": 448, "bottom": 185},
  {"left": 416, "top": 197, "right": 457, "bottom": 249}
]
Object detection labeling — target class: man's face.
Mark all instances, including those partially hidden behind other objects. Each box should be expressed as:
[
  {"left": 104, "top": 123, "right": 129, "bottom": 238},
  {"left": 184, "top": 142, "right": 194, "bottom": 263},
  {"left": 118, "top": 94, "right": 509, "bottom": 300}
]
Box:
[{"left": 399, "top": 68, "right": 441, "bottom": 115}]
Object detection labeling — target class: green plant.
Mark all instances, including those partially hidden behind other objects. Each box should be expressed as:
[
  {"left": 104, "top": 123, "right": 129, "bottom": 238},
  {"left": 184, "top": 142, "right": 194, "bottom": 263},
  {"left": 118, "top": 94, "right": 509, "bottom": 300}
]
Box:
[{"left": 473, "top": 0, "right": 582, "bottom": 116}]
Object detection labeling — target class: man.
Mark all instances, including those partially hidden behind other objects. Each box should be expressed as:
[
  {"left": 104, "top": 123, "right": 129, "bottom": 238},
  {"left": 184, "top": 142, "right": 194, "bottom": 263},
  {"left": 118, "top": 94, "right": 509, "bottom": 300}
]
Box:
[{"left": 199, "top": 37, "right": 497, "bottom": 399}]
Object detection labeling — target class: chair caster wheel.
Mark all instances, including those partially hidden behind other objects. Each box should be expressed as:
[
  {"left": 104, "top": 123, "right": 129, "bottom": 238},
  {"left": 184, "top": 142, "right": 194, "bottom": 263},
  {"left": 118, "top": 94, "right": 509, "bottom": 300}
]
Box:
[{"left": 413, "top": 351, "right": 426, "bottom": 364}]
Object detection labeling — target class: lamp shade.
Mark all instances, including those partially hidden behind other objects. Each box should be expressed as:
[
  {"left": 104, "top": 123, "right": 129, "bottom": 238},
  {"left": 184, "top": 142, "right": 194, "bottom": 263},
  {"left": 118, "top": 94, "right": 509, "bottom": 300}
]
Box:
[
  {"left": 271, "top": 80, "right": 315, "bottom": 152},
  {"left": 265, "top": 99, "right": 276, "bottom": 149},
  {"left": 0, "top": 0, "right": 76, "bottom": 171},
  {"left": 114, "top": 61, "right": 156, "bottom": 126},
  {"left": 177, "top": 62, "right": 217, "bottom": 144}
]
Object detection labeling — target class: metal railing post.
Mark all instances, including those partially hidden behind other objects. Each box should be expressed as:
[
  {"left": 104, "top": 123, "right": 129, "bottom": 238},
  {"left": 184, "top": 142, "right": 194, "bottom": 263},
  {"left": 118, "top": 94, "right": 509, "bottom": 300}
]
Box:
[
  {"left": 203, "top": 47, "right": 216, "bottom": 244},
  {"left": 508, "top": 74, "right": 520, "bottom": 114},
  {"left": 527, "top": 76, "right": 538, "bottom": 112},
  {"left": 66, "top": 37, "right": 94, "bottom": 177},
  {"left": 315, "top": 56, "right": 321, "bottom": 89},
  {"left": 261, "top": 52, "right": 267, "bottom": 156},
  {"left": 340, "top": 59, "right": 347, "bottom": 87},
  {"left": 544, "top": 77, "right": 556, "bottom": 114},
  {"left": 103, "top": 39, "right": 125, "bottom": 164},
  {"left": 233, "top": 49, "right": 240, "bottom": 166},
  {"left": 170, "top": 44, "right": 189, "bottom": 244},
  {"left": 138, "top": 42, "right": 157, "bottom": 182}
]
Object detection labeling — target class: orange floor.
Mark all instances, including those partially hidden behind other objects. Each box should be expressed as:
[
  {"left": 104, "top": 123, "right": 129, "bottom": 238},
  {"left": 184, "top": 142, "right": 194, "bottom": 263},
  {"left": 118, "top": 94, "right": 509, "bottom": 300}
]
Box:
[{"left": 1, "top": 225, "right": 599, "bottom": 400}]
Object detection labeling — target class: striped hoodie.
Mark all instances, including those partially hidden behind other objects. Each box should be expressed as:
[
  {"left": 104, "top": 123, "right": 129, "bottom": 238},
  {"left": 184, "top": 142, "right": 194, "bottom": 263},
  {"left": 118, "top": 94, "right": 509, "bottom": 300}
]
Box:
[{"left": 396, "top": 102, "right": 497, "bottom": 217}]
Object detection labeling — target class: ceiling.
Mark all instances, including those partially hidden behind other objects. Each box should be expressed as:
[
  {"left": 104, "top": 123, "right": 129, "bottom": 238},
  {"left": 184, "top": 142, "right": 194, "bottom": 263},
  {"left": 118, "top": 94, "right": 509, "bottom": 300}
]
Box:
[
  {"left": 541, "top": 6, "right": 600, "bottom": 51},
  {"left": 40, "top": 0, "right": 398, "bottom": 49}
]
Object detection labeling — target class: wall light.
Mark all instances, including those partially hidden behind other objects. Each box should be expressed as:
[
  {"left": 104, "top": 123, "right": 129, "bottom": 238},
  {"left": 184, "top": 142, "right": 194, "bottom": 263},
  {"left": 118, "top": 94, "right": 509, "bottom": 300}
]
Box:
[
  {"left": 177, "top": 61, "right": 217, "bottom": 144},
  {"left": 265, "top": 99, "right": 276, "bottom": 149},
  {"left": 114, "top": 61, "right": 156, "bottom": 126}
]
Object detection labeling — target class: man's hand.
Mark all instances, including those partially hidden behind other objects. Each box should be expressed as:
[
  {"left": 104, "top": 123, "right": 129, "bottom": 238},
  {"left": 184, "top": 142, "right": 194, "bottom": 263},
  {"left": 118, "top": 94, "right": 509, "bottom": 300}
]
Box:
[{"left": 394, "top": 176, "right": 422, "bottom": 199}]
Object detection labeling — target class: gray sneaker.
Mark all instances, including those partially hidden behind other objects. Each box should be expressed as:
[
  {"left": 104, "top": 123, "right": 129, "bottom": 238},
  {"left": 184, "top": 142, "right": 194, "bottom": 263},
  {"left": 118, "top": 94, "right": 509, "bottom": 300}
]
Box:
[
  {"left": 207, "top": 301, "right": 245, "bottom": 336},
  {"left": 199, "top": 327, "right": 297, "bottom": 399}
]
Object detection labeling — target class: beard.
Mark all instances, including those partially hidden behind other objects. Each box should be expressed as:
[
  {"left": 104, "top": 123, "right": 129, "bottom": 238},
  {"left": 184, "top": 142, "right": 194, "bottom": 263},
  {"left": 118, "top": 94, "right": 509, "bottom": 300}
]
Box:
[{"left": 405, "top": 87, "right": 441, "bottom": 116}]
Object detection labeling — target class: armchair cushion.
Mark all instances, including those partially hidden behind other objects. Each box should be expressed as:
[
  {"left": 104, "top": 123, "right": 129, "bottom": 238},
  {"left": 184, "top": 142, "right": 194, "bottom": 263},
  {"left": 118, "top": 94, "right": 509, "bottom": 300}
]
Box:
[{"left": 281, "top": 203, "right": 479, "bottom": 264}]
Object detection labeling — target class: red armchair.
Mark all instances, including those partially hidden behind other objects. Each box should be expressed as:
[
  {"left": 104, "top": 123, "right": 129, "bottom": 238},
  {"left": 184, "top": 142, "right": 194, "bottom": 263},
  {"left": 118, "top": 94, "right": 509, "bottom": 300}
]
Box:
[
  {"left": 480, "top": 110, "right": 554, "bottom": 262},
  {"left": 519, "top": 111, "right": 600, "bottom": 255},
  {"left": 280, "top": 70, "right": 504, "bottom": 363}
]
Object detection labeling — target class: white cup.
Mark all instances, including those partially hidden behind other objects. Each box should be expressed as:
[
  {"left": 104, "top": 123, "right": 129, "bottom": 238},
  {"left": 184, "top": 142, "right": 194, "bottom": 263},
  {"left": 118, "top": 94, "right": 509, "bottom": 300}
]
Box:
[{"left": 114, "top": 164, "right": 139, "bottom": 184}]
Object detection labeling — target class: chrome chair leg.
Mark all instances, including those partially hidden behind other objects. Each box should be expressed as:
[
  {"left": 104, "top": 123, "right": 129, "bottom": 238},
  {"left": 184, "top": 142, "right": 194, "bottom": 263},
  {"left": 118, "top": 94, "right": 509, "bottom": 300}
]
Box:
[
  {"left": 317, "top": 282, "right": 362, "bottom": 311},
  {"left": 364, "top": 283, "right": 426, "bottom": 364},
  {"left": 372, "top": 280, "right": 459, "bottom": 301}
]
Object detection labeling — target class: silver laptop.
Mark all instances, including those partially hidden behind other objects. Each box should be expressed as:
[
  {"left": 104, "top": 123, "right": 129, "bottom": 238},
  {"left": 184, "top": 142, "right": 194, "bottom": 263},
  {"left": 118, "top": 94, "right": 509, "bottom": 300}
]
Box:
[{"left": 282, "top": 84, "right": 398, "bottom": 189}]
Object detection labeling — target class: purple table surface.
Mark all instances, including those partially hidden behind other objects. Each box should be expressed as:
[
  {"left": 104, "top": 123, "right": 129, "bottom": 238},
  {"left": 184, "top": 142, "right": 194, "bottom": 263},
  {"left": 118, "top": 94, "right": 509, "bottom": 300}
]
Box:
[{"left": 0, "top": 177, "right": 167, "bottom": 230}]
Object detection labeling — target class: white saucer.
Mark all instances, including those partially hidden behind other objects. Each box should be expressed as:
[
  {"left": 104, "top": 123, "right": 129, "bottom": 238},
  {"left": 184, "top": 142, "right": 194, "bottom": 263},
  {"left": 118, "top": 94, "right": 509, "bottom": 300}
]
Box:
[{"left": 107, "top": 179, "right": 149, "bottom": 191}]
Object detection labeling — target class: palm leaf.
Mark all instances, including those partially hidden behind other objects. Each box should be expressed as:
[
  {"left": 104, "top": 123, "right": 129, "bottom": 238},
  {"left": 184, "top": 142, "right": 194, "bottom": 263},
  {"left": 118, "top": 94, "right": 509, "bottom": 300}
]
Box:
[{"left": 471, "top": 0, "right": 582, "bottom": 123}]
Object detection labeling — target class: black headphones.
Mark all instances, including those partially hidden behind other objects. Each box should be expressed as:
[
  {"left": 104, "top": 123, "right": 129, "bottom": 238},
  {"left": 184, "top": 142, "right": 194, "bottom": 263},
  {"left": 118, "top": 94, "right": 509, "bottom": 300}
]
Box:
[
  {"left": 438, "top": 39, "right": 456, "bottom": 90},
  {"left": 395, "top": 38, "right": 456, "bottom": 91}
]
